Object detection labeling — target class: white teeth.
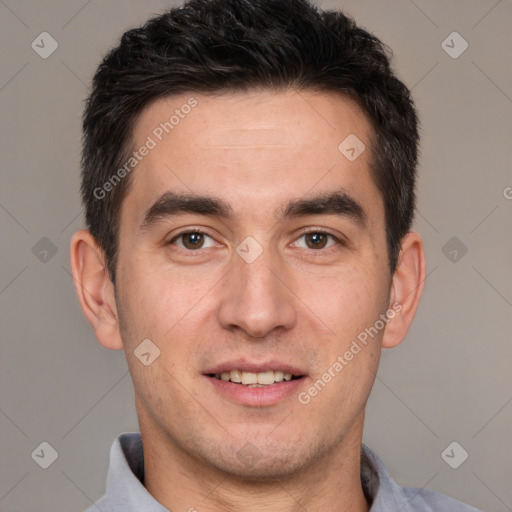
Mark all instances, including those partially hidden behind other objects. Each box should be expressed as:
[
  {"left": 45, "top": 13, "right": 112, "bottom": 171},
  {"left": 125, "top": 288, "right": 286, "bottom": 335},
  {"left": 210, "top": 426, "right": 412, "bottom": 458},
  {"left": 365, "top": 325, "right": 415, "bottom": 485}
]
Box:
[
  {"left": 230, "top": 370, "right": 242, "bottom": 383},
  {"left": 241, "top": 372, "right": 258, "bottom": 385},
  {"left": 273, "top": 371, "right": 284, "bottom": 383},
  {"left": 257, "top": 371, "right": 275, "bottom": 385},
  {"left": 214, "top": 370, "right": 298, "bottom": 385}
]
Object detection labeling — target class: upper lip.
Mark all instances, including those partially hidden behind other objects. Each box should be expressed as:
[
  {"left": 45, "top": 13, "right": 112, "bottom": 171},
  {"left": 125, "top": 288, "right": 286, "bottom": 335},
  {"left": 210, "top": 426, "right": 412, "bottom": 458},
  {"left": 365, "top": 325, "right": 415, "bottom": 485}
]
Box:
[{"left": 203, "top": 360, "right": 307, "bottom": 377}]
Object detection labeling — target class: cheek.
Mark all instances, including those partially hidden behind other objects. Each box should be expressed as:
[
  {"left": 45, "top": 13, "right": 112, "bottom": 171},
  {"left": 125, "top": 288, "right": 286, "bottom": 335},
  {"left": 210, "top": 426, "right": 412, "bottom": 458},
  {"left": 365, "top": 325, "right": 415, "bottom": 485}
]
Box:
[
  {"left": 118, "top": 257, "right": 213, "bottom": 341},
  {"left": 295, "top": 262, "right": 386, "bottom": 339},
  {"left": 346, "top": 271, "right": 387, "bottom": 330},
  {"left": 116, "top": 267, "right": 206, "bottom": 408}
]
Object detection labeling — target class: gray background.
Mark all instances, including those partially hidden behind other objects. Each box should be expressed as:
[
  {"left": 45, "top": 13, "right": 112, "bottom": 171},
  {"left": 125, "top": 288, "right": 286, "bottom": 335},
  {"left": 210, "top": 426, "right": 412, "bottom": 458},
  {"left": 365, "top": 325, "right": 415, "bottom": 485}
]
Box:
[{"left": 0, "top": 0, "right": 511, "bottom": 511}]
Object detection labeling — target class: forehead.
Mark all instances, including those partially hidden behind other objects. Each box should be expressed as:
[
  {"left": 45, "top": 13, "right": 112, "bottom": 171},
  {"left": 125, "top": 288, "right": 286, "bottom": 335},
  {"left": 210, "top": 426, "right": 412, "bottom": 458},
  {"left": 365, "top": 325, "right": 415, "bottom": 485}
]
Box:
[{"left": 123, "top": 89, "right": 381, "bottom": 224}]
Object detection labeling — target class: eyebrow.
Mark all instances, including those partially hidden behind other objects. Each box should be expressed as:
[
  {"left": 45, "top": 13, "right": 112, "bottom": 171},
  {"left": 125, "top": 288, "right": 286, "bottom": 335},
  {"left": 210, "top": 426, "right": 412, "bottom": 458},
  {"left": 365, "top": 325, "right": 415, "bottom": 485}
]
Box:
[
  {"left": 281, "top": 190, "right": 366, "bottom": 226},
  {"left": 139, "top": 192, "right": 233, "bottom": 231},
  {"left": 139, "top": 189, "right": 366, "bottom": 231}
]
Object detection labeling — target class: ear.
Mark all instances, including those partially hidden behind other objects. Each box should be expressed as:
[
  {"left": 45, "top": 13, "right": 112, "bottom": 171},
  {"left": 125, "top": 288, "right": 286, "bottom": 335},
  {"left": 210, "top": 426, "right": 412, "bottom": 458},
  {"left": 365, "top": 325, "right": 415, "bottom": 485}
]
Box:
[
  {"left": 69, "top": 229, "right": 123, "bottom": 350},
  {"left": 381, "top": 231, "right": 426, "bottom": 349}
]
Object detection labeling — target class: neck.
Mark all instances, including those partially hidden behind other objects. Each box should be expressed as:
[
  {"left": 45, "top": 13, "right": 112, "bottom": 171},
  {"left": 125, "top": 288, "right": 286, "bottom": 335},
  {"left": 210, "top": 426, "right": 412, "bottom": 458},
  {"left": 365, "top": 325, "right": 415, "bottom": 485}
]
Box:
[{"left": 140, "top": 414, "right": 370, "bottom": 512}]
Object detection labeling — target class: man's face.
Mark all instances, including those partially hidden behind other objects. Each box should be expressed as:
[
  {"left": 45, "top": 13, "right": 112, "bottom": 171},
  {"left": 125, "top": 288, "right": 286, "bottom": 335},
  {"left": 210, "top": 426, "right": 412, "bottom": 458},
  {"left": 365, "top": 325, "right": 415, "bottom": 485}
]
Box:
[{"left": 115, "top": 89, "right": 393, "bottom": 478}]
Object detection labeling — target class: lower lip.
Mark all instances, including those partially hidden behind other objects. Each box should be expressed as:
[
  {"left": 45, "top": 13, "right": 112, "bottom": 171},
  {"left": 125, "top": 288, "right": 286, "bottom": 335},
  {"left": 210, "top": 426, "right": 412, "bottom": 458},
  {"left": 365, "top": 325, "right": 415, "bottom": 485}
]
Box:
[{"left": 205, "top": 376, "right": 306, "bottom": 407}]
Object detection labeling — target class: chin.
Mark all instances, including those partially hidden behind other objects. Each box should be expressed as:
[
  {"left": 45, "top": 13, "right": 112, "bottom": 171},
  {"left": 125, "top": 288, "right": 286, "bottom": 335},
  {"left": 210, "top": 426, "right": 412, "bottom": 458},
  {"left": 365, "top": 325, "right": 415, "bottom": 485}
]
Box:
[
  {"left": 215, "top": 453, "right": 306, "bottom": 482},
  {"left": 197, "top": 435, "right": 320, "bottom": 482}
]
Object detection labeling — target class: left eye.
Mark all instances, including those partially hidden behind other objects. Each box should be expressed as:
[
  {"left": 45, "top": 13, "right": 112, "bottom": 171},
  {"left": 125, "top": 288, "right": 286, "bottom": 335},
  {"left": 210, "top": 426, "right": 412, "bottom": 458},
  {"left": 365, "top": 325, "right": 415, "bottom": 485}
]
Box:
[
  {"left": 171, "top": 231, "right": 216, "bottom": 250},
  {"left": 294, "top": 232, "right": 337, "bottom": 250}
]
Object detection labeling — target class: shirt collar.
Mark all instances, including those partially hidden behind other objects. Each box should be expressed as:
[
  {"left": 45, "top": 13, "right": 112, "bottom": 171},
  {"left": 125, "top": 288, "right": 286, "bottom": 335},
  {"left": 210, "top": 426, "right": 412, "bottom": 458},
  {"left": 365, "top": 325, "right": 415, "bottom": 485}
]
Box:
[{"left": 105, "top": 433, "right": 168, "bottom": 511}]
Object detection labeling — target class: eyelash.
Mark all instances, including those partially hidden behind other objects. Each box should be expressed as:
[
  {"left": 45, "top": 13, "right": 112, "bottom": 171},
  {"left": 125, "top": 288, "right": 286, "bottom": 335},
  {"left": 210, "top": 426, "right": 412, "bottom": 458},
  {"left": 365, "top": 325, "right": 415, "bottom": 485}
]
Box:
[
  {"left": 168, "top": 229, "right": 215, "bottom": 253},
  {"left": 294, "top": 229, "right": 343, "bottom": 252},
  {"left": 168, "top": 228, "right": 344, "bottom": 254}
]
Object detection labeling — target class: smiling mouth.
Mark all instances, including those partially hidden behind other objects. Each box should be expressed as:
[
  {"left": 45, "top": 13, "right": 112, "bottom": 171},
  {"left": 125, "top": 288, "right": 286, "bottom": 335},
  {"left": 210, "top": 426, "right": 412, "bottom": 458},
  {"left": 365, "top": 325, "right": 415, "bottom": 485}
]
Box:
[{"left": 208, "top": 370, "right": 304, "bottom": 387}]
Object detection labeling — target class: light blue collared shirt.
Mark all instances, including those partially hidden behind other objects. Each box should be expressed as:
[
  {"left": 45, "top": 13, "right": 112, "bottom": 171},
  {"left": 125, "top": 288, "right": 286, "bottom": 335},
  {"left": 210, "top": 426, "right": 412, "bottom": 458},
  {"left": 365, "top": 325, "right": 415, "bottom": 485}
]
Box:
[{"left": 85, "top": 432, "right": 481, "bottom": 512}]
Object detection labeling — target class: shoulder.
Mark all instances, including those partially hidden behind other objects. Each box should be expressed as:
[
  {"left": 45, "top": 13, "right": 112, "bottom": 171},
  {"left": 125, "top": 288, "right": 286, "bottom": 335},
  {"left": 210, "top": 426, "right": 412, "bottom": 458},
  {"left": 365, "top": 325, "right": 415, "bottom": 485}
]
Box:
[
  {"left": 361, "top": 445, "right": 482, "bottom": 512},
  {"left": 398, "top": 485, "right": 482, "bottom": 511},
  {"left": 83, "top": 496, "right": 111, "bottom": 512}
]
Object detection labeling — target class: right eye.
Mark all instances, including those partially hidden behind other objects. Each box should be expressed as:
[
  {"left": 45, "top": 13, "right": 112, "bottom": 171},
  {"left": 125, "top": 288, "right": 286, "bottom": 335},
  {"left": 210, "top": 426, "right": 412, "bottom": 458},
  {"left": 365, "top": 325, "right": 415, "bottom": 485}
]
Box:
[{"left": 169, "top": 230, "right": 217, "bottom": 251}]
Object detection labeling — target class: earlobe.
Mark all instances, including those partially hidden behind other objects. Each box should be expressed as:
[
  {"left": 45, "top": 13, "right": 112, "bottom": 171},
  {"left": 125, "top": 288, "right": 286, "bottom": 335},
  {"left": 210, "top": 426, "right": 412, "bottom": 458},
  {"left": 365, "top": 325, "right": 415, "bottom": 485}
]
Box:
[
  {"left": 69, "top": 230, "right": 123, "bottom": 350},
  {"left": 381, "top": 231, "right": 426, "bottom": 349}
]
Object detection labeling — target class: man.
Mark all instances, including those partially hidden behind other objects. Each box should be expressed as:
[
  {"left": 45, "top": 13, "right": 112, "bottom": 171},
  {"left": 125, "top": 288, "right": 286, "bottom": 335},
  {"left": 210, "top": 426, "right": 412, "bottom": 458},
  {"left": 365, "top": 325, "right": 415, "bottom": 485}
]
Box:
[{"left": 70, "top": 0, "right": 481, "bottom": 510}]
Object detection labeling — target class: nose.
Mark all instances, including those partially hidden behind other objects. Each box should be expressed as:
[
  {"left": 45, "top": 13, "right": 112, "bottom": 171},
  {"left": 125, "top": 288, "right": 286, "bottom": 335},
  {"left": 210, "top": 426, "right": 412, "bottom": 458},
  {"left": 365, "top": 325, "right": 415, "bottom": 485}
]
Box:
[{"left": 217, "top": 248, "right": 297, "bottom": 338}]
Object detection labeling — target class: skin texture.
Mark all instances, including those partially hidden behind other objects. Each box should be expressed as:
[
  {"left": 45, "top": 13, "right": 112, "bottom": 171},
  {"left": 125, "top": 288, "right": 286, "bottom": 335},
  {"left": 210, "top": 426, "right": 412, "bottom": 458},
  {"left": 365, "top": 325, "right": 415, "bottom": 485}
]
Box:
[{"left": 70, "top": 89, "right": 426, "bottom": 512}]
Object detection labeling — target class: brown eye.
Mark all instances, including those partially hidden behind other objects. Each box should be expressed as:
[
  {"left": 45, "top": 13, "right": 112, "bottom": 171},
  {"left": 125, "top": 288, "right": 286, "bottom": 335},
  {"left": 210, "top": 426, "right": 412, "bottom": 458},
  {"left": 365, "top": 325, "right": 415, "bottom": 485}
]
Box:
[
  {"left": 304, "top": 232, "right": 328, "bottom": 249},
  {"left": 172, "top": 231, "right": 216, "bottom": 250},
  {"left": 294, "top": 231, "right": 338, "bottom": 250},
  {"left": 182, "top": 232, "right": 204, "bottom": 249}
]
